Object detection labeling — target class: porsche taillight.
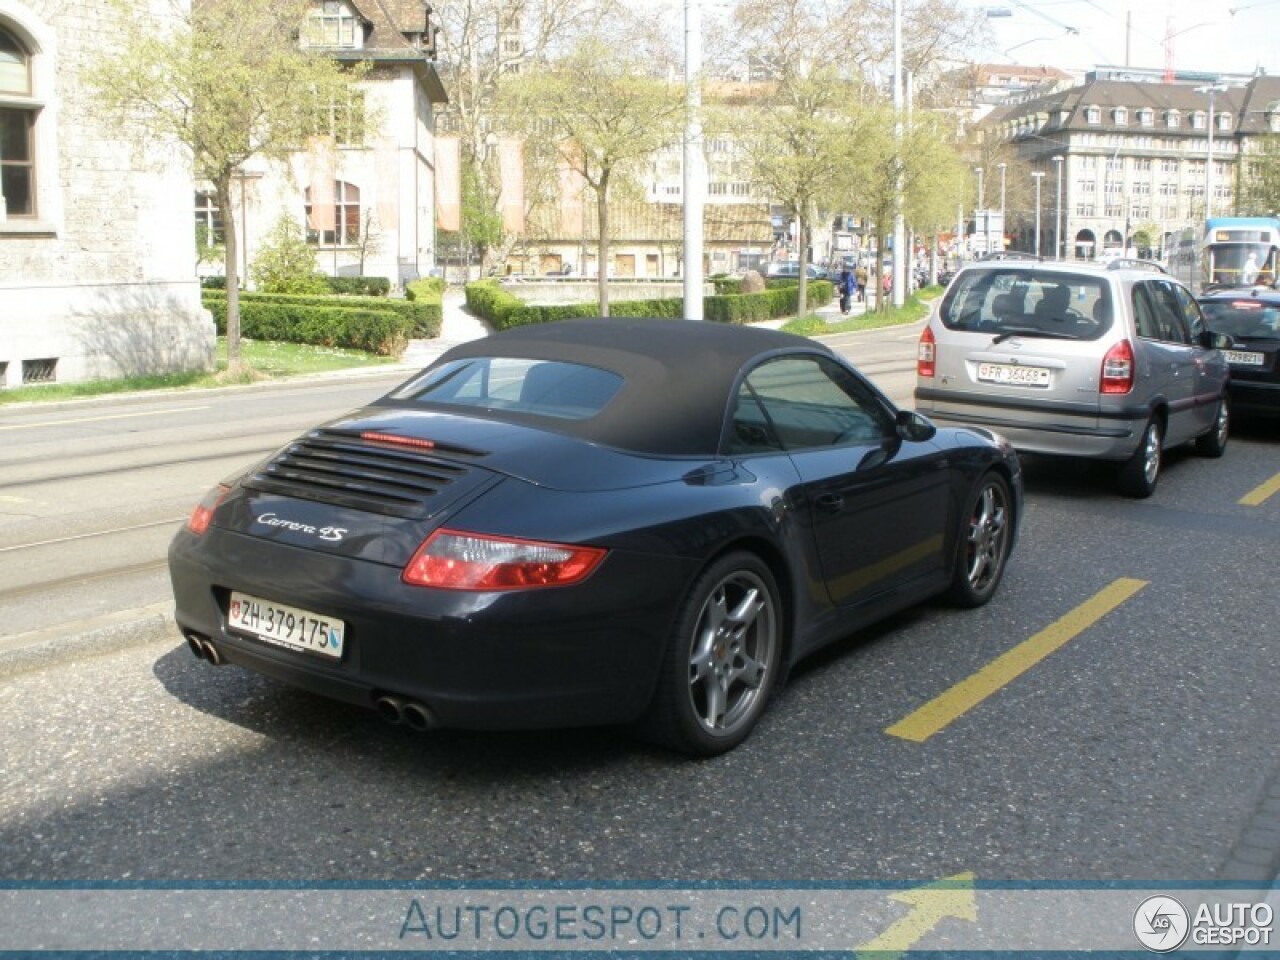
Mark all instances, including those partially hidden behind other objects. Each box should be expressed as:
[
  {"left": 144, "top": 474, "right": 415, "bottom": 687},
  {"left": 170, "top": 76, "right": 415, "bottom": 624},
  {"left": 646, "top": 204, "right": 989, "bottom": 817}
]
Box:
[
  {"left": 1101, "top": 340, "right": 1135, "bottom": 395},
  {"left": 917, "top": 326, "right": 936, "bottom": 378},
  {"left": 186, "top": 484, "right": 231, "bottom": 535},
  {"left": 402, "top": 529, "right": 607, "bottom": 591}
]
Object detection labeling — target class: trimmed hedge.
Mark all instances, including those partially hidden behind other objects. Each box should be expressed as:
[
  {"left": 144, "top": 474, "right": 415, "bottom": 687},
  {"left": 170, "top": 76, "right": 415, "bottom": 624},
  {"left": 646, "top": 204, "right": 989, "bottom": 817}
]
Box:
[
  {"left": 463, "top": 279, "right": 833, "bottom": 331},
  {"left": 203, "top": 295, "right": 414, "bottom": 356},
  {"left": 403, "top": 278, "right": 446, "bottom": 336},
  {"left": 324, "top": 276, "right": 391, "bottom": 296},
  {"left": 203, "top": 289, "right": 441, "bottom": 340}
]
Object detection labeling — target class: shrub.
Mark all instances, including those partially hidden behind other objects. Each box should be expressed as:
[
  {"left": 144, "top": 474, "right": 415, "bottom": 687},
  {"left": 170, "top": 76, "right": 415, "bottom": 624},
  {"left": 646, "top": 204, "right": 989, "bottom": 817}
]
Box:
[
  {"left": 204, "top": 289, "right": 441, "bottom": 340},
  {"left": 250, "top": 215, "right": 329, "bottom": 295},
  {"left": 325, "top": 276, "right": 391, "bottom": 296},
  {"left": 203, "top": 296, "right": 412, "bottom": 355}
]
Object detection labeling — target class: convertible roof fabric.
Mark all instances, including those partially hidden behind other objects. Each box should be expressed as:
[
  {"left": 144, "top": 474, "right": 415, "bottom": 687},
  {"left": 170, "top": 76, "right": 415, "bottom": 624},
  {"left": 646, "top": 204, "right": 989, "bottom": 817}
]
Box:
[{"left": 432, "top": 317, "right": 833, "bottom": 456}]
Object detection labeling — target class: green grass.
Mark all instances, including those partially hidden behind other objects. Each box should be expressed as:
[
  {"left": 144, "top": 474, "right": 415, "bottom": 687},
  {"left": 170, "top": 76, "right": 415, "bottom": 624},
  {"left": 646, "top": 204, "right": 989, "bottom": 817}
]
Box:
[
  {"left": 0, "top": 337, "right": 397, "bottom": 405},
  {"left": 783, "top": 287, "right": 942, "bottom": 336}
]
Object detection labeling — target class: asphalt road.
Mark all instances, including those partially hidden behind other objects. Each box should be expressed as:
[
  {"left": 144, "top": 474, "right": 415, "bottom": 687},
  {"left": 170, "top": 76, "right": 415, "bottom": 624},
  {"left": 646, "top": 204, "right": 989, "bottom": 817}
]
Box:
[{"left": 2, "top": 329, "right": 1278, "bottom": 889}]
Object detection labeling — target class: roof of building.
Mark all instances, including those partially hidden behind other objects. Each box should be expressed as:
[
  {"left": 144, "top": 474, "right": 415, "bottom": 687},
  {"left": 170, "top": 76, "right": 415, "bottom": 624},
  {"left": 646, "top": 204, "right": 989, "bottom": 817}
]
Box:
[
  {"left": 526, "top": 201, "right": 775, "bottom": 245},
  {"left": 985, "top": 76, "right": 1280, "bottom": 139}
]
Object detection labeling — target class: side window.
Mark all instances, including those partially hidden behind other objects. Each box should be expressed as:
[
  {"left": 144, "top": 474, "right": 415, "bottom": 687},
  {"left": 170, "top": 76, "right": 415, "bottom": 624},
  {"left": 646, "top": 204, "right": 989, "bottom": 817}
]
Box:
[
  {"left": 1148, "top": 280, "right": 1191, "bottom": 343},
  {"left": 734, "top": 356, "right": 893, "bottom": 452},
  {"left": 1131, "top": 284, "right": 1160, "bottom": 340},
  {"left": 1171, "top": 283, "right": 1205, "bottom": 341}
]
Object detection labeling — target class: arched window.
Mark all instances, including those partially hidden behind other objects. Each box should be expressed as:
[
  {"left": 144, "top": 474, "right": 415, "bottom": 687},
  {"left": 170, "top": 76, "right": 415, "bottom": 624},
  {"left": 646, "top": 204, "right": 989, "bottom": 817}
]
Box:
[
  {"left": 305, "top": 180, "right": 360, "bottom": 245},
  {"left": 0, "top": 24, "right": 35, "bottom": 217}
]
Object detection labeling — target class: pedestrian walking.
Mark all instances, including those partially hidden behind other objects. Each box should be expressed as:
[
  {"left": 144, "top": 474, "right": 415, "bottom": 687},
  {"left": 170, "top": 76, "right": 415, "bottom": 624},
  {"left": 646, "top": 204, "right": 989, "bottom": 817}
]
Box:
[
  {"left": 855, "top": 264, "right": 868, "bottom": 303},
  {"left": 837, "top": 266, "right": 855, "bottom": 314}
]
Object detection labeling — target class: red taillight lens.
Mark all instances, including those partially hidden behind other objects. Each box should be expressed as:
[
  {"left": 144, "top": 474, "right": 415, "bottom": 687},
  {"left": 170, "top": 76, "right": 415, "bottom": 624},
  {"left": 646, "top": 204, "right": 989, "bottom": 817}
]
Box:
[
  {"left": 186, "top": 484, "right": 231, "bottom": 535},
  {"left": 917, "top": 326, "right": 936, "bottom": 378},
  {"left": 402, "top": 529, "right": 607, "bottom": 591},
  {"left": 1101, "top": 340, "right": 1135, "bottom": 395}
]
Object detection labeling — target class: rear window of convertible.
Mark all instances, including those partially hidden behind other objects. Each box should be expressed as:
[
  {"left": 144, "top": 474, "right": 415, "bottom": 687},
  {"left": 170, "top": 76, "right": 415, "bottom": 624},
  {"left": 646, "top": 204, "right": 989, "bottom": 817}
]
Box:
[
  {"left": 940, "top": 269, "right": 1114, "bottom": 340},
  {"left": 388, "top": 357, "right": 624, "bottom": 420}
]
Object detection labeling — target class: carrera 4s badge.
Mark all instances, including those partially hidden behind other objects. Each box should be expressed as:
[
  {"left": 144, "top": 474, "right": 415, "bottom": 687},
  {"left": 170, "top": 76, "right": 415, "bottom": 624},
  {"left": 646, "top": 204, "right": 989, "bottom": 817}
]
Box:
[{"left": 255, "top": 512, "right": 347, "bottom": 542}]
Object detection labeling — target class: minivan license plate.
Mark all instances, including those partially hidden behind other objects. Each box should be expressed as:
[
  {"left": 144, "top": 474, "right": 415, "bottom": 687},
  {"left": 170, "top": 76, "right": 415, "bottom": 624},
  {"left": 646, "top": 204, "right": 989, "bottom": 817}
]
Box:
[
  {"left": 228, "top": 591, "right": 345, "bottom": 658},
  {"left": 977, "top": 363, "right": 1050, "bottom": 387}
]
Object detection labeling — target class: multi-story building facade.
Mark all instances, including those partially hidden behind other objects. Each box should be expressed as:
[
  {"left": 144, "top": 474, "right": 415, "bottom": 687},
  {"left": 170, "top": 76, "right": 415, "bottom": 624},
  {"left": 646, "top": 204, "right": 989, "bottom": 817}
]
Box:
[
  {"left": 983, "top": 74, "right": 1280, "bottom": 260},
  {"left": 1, "top": 0, "right": 213, "bottom": 388},
  {"left": 203, "top": 0, "right": 446, "bottom": 289}
]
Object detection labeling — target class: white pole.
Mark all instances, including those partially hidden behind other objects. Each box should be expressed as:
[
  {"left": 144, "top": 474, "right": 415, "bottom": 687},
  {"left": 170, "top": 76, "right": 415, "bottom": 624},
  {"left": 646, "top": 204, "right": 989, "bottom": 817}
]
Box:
[
  {"left": 892, "top": 0, "right": 905, "bottom": 307},
  {"left": 682, "top": 0, "right": 705, "bottom": 320},
  {"left": 1053, "top": 155, "right": 1063, "bottom": 259},
  {"left": 1032, "top": 171, "right": 1045, "bottom": 255}
]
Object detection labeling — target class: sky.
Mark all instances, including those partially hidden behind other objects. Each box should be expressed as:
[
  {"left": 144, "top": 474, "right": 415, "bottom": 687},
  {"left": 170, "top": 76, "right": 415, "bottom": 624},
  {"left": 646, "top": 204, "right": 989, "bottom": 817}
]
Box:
[{"left": 960, "top": 0, "right": 1280, "bottom": 77}]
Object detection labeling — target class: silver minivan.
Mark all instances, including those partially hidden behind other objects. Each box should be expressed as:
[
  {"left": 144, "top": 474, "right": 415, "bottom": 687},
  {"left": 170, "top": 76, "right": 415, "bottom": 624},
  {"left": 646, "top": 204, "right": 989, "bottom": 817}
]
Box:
[{"left": 914, "top": 259, "right": 1231, "bottom": 497}]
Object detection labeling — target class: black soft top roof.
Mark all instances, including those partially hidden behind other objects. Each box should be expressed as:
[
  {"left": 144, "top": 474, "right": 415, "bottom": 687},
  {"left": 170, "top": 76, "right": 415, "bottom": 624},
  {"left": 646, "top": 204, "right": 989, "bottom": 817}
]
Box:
[{"left": 430, "top": 317, "right": 832, "bottom": 456}]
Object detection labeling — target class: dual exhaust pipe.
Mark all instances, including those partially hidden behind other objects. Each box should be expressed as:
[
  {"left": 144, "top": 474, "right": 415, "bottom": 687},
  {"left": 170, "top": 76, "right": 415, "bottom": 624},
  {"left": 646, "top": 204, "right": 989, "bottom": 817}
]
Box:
[
  {"left": 375, "top": 694, "right": 439, "bottom": 732},
  {"left": 184, "top": 633, "right": 437, "bottom": 732},
  {"left": 185, "top": 632, "right": 224, "bottom": 666}
]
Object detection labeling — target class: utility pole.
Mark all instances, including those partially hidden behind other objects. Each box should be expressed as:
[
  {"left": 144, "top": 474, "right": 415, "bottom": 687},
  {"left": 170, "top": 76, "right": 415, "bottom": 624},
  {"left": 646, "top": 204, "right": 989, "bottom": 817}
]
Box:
[
  {"left": 682, "top": 0, "right": 704, "bottom": 319},
  {"left": 1032, "top": 171, "right": 1045, "bottom": 255}
]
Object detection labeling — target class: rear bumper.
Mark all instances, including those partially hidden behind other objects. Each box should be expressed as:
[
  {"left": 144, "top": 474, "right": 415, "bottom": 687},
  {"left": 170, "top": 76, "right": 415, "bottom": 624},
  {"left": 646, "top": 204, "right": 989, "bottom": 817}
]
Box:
[
  {"left": 169, "top": 527, "right": 695, "bottom": 731},
  {"left": 1230, "top": 378, "right": 1280, "bottom": 417},
  {"left": 915, "top": 388, "right": 1141, "bottom": 460}
]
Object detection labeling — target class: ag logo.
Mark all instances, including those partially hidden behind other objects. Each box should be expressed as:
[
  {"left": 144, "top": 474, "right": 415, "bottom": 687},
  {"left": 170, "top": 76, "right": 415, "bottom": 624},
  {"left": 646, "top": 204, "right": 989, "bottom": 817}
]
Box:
[{"left": 1134, "top": 895, "right": 1190, "bottom": 952}]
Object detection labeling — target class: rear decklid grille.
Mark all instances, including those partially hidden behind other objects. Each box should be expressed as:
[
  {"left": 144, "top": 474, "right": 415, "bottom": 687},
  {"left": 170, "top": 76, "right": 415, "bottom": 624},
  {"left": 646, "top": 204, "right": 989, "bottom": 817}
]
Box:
[{"left": 243, "top": 429, "right": 491, "bottom": 520}]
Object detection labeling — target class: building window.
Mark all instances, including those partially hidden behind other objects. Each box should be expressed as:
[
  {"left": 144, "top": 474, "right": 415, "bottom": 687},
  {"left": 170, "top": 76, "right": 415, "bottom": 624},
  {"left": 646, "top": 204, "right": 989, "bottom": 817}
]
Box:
[
  {"left": 0, "top": 26, "right": 35, "bottom": 217},
  {"left": 194, "top": 190, "right": 224, "bottom": 244},
  {"left": 1079, "top": 179, "right": 1096, "bottom": 195},
  {"left": 303, "top": 1, "right": 361, "bottom": 48},
  {"left": 1165, "top": 110, "right": 1180, "bottom": 128},
  {"left": 1137, "top": 108, "right": 1154, "bottom": 127},
  {"left": 1270, "top": 112, "right": 1280, "bottom": 133},
  {"left": 1216, "top": 112, "right": 1231, "bottom": 131},
  {"left": 1134, "top": 158, "right": 1152, "bottom": 172},
  {"left": 1075, "top": 203, "right": 1095, "bottom": 217},
  {"left": 305, "top": 180, "right": 360, "bottom": 245},
  {"left": 1191, "top": 111, "right": 1206, "bottom": 130},
  {"left": 308, "top": 91, "right": 365, "bottom": 145},
  {"left": 1085, "top": 106, "right": 1101, "bottom": 125},
  {"left": 1160, "top": 159, "right": 1177, "bottom": 174},
  {"left": 1112, "top": 107, "right": 1128, "bottom": 126}
]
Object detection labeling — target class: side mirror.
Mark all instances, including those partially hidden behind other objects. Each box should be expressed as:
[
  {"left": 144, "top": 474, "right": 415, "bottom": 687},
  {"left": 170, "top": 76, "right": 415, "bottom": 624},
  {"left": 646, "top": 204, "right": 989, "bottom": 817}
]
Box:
[
  {"left": 1202, "top": 330, "right": 1235, "bottom": 350},
  {"left": 896, "top": 409, "right": 938, "bottom": 443}
]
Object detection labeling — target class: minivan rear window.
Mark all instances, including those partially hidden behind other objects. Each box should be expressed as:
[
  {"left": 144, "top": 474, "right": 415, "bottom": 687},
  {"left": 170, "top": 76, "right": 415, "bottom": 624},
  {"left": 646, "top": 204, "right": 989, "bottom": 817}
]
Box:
[{"left": 940, "top": 269, "right": 1113, "bottom": 341}]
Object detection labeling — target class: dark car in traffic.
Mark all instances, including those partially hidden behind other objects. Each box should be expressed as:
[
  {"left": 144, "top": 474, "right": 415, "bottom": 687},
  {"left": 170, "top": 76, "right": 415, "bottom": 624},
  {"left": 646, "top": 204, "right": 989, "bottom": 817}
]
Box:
[
  {"left": 1197, "top": 287, "right": 1280, "bottom": 418},
  {"left": 170, "top": 318, "right": 1022, "bottom": 755}
]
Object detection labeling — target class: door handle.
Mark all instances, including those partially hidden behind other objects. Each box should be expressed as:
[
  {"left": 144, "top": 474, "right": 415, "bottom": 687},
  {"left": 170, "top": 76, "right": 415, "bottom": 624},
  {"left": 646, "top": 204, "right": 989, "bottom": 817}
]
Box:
[{"left": 816, "top": 493, "right": 844, "bottom": 513}]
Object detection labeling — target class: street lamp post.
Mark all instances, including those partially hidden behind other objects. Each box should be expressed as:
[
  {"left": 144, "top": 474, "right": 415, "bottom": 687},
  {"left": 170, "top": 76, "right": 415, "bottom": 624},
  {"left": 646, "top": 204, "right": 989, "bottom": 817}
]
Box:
[
  {"left": 975, "top": 166, "right": 985, "bottom": 210},
  {"left": 1053, "top": 155, "right": 1063, "bottom": 259},
  {"left": 1195, "top": 82, "right": 1228, "bottom": 221},
  {"left": 1031, "top": 171, "right": 1045, "bottom": 256},
  {"left": 998, "top": 162, "right": 1007, "bottom": 254}
]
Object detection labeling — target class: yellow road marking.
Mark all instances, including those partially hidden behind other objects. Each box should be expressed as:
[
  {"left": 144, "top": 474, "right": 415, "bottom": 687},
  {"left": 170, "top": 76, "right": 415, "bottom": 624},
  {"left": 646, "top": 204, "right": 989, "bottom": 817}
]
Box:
[
  {"left": 0, "top": 405, "right": 210, "bottom": 431},
  {"left": 1239, "top": 473, "right": 1280, "bottom": 507},
  {"left": 886, "top": 578, "right": 1149, "bottom": 743},
  {"left": 856, "top": 872, "right": 977, "bottom": 958}
]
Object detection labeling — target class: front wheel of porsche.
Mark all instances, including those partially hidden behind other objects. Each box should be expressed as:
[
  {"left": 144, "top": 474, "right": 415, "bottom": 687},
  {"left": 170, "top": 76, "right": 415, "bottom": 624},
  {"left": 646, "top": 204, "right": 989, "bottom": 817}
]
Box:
[{"left": 640, "top": 552, "right": 782, "bottom": 756}]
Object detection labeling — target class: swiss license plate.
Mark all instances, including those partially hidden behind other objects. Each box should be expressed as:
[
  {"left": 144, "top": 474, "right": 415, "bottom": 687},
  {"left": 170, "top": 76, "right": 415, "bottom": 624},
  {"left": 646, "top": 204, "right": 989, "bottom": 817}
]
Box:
[
  {"left": 228, "top": 591, "right": 345, "bottom": 659},
  {"left": 1222, "top": 350, "right": 1265, "bottom": 367},
  {"left": 977, "top": 362, "right": 1051, "bottom": 387}
]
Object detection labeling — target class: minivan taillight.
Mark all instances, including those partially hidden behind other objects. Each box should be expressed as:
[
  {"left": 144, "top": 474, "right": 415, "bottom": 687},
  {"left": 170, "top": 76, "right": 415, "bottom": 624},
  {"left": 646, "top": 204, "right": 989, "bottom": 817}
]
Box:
[
  {"left": 917, "top": 327, "right": 936, "bottom": 378},
  {"left": 1101, "top": 340, "right": 1135, "bottom": 394}
]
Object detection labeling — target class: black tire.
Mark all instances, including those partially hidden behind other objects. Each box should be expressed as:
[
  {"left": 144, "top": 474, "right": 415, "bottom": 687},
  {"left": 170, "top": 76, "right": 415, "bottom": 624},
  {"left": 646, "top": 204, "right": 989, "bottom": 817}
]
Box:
[
  {"left": 1118, "top": 417, "right": 1163, "bottom": 498},
  {"left": 639, "top": 552, "right": 781, "bottom": 756},
  {"left": 1194, "top": 394, "right": 1229, "bottom": 458},
  {"left": 944, "top": 472, "right": 1014, "bottom": 608}
]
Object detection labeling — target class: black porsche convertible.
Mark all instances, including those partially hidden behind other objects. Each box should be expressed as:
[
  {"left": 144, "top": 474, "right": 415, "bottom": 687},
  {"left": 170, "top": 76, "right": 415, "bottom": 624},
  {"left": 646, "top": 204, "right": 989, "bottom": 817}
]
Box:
[{"left": 169, "top": 317, "right": 1022, "bottom": 755}]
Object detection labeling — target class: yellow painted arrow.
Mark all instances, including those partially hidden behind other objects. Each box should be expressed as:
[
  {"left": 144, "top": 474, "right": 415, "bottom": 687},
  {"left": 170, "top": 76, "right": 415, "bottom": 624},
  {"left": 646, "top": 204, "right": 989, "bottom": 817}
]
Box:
[{"left": 856, "top": 872, "right": 977, "bottom": 959}]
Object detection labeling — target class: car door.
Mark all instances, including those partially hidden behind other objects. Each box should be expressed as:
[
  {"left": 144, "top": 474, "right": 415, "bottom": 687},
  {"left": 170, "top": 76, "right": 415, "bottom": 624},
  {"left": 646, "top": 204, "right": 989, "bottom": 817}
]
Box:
[
  {"left": 1171, "top": 281, "right": 1229, "bottom": 433},
  {"left": 735, "top": 354, "right": 952, "bottom": 610},
  {"left": 1132, "top": 280, "right": 1196, "bottom": 445}
]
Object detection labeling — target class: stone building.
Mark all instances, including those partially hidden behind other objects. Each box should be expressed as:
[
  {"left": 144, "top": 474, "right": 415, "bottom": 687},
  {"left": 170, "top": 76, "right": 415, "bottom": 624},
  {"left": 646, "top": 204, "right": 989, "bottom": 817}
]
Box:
[
  {"left": 201, "top": 0, "right": 447, "bottom": 290},
  {"left": 983, "top": 74, "right": 1280, "bottom": 260},
  {"left": 0, "top": 0, "right": 214, "bottom": 388}
]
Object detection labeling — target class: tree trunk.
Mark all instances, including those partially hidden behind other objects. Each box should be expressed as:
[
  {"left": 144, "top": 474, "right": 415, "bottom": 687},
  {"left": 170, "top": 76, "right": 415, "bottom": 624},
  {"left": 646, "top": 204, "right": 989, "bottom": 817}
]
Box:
[
  {"left": 217, "top": 173, "right": 243, "bottom": 374},
  {"left": 596, "top": 167, "right": 611, "bottom": 317}
]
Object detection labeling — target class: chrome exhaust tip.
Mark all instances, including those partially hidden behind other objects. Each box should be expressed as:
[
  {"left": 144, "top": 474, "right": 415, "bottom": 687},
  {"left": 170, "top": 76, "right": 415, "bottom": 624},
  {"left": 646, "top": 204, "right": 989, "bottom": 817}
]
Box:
[
  {"left": 402, "top": 701, "right": 439, "bottom": 732},
  {"left": 375, "top": 695, "right": 406, "bottom": 725}
]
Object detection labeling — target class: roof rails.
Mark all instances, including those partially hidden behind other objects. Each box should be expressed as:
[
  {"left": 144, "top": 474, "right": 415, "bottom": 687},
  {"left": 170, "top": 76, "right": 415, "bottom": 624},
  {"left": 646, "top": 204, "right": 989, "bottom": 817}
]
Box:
[
  {"left": 1105, "top": 258, "right": 1168, "bottom": 274},
  {"left": 979, "top": 251, "right": 1041, "bottom": 261}
]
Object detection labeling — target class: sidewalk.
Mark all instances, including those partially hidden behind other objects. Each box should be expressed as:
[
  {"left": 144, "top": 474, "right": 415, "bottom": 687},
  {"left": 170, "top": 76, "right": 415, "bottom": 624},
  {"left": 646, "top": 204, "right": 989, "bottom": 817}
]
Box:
[{"left": 400, "top": 289, "right": 490, "bottom": 367}]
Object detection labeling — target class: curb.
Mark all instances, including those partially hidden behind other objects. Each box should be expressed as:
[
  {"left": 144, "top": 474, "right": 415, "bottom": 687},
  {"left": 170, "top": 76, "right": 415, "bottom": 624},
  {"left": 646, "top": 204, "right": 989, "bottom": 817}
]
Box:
[{"left": 0, "top": 603, "right": 177, "bottom": 679}]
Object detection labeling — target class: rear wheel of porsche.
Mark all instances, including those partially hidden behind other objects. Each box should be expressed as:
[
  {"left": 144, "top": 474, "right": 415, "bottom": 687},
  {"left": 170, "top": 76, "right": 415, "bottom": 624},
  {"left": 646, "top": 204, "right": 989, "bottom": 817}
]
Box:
[{"left": 640, "top": 552, "right": 781, "bottom": 756}]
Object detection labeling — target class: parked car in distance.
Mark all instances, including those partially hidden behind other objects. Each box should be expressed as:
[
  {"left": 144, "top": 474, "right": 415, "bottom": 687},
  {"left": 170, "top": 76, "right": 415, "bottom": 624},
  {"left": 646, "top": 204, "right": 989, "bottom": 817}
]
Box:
[
  {"left": 765, "top": 260, "right": 830, "bottom": 281},
  {"left": 1198, "top": 286, "right": 1280, "bottom": 418},
  {"left": 170, "top": 318, "right": 1022, "bottom": 756},
  {"left": 914, "top": 258, "right": 1232, "bottom": 498}
]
